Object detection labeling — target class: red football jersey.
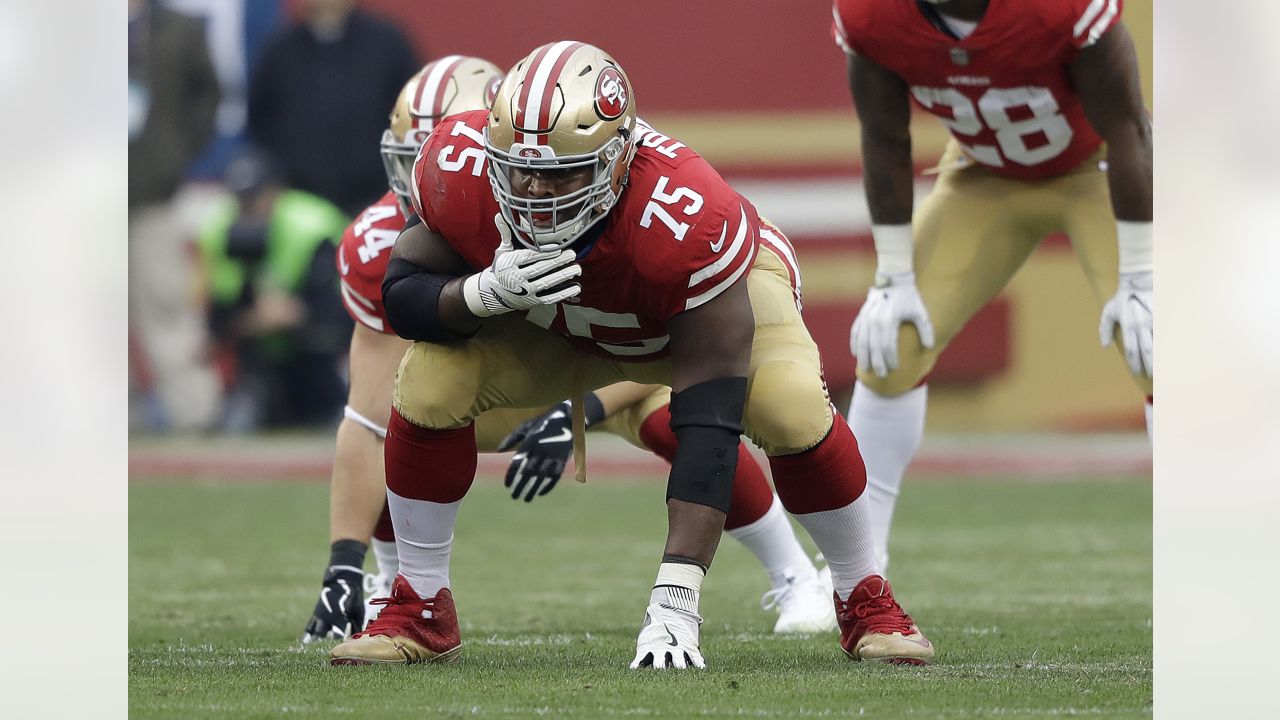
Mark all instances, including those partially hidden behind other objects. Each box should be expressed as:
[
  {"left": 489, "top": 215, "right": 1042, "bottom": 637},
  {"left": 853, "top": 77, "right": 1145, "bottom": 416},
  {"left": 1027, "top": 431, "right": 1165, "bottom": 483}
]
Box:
[
  {"left": 336, "top": 190, "right": 405, "bottom": 334},
  {"left": 409, "top": 110, "right": 770, "bottom": 362},
  {"left": 832, "top": 0, "right": 1124, "bottom": 180}
]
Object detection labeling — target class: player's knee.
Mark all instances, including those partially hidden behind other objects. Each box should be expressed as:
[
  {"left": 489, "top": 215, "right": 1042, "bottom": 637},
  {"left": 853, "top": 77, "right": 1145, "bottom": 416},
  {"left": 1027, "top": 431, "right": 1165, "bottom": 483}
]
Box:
[
  {"left": 392, "top": 341, "right": 482, "bottom": 429},
  {"left": 856, "top": 346, "right": 933, "bottom": 398},
  {"left": 745, "top": 360, "right": 832, "bottom": 455}
]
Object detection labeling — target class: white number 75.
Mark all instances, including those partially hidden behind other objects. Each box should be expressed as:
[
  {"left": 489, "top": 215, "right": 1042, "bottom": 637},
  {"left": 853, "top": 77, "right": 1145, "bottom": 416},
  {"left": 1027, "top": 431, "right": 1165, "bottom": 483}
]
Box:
[{"left": 639, "top": 176, "right": 703, "bottom": 241}]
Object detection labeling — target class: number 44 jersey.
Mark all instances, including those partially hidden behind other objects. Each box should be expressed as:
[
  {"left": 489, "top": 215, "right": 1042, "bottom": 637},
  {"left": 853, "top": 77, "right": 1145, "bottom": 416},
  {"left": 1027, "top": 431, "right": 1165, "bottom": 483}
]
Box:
[
  {"left": 832, "top": 0, "right": 1125, "bottom": 180},
  {"left": 411, "top": 109, "right": 791, "bottom": 362},
  {"left": 336, "top": 190, "right": 405, "bottom": 335}
]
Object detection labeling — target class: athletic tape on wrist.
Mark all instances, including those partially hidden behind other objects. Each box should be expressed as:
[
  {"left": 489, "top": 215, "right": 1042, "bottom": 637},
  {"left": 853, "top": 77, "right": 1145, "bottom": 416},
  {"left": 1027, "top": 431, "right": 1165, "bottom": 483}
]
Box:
[
  {"left": 871, "top": 224, "right": 914, "bottom": 275},
  {"left": 1116, "top": 221, "right": 1153, "bottom": 274},
  {"left": 655, "top": 561, "right": 706, "bottom": 593}
]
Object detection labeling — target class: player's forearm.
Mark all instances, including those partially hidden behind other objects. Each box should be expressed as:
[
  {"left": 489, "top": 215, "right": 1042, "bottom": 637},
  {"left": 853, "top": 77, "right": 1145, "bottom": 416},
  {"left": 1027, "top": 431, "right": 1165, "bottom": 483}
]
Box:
[
  {"left": 861, "top": 126, "right": 915, "bottom": 226},
  {"left": 381, "top": 258, "right": 482, "bottom": 341},
  {"left": 1104, "top": 121, "right": 1153, "bottom": 223}
]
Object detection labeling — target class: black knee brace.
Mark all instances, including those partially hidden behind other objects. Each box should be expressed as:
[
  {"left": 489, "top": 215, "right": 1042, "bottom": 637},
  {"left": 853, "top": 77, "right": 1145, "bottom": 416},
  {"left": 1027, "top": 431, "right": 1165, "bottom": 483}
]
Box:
[{"left": 666, "top": 376, "right": 748, "bottom": 514}]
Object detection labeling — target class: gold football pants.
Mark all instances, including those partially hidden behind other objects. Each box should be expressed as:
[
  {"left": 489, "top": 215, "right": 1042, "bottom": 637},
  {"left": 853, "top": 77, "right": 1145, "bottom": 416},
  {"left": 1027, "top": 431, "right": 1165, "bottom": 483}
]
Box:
[
  {"left": 856, "top": 141, "right": 1153, "bottom": 398},
  {"left": 395, "top": 246, "right": 832, "bottom": 456}
]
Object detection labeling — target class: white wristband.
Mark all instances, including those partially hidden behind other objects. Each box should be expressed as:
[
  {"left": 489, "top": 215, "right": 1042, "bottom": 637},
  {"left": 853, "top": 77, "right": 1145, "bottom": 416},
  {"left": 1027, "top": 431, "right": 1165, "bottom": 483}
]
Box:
[
  {"left": 461, "top": 273, "right": 494, "bottom": 318},
  {"left": 871, "top": 224, "right": 914, "bottom": 275},
  {"left": 654, "top": 562, "right": 705, "bottom": 593},
  {"left": 1116, "top": 221, "right": 1153, "bottom": 275}
]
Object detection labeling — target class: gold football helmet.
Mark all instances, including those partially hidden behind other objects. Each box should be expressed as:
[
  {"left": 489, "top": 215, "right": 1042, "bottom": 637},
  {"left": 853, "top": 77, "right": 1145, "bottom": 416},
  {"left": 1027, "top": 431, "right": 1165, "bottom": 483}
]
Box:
[
  {"left": 381, "top": 56, "right": 504, "bottom": 204},
  {"left": 485, "top": 41, "right": 637, "bottom": 250}
]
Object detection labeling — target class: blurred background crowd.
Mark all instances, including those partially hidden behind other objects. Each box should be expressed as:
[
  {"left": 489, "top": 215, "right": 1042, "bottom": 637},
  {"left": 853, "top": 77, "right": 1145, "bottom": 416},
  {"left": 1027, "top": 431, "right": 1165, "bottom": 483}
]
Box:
[{"left": 128, "top": 0, "right": 1153, "bottom": 436}]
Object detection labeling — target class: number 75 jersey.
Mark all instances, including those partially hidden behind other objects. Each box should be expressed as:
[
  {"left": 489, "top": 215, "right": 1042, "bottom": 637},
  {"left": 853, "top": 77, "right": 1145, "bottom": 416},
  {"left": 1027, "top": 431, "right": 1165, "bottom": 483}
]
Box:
[
  {"left": 411, "top": 109, "right": 774, "bottom": 362},
  {"left": 832, "top": 0, "right": 1125, "bottom": 180}
]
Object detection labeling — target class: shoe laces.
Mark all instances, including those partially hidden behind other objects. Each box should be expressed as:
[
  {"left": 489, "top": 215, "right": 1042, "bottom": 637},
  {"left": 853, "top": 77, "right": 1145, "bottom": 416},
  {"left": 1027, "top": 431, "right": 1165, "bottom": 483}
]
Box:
[
  {"left": 760, "top": 583, "right": 794, "bottom": 612},
  {"left": 837, "top": 591, "right": 915, "bottom": 635}
]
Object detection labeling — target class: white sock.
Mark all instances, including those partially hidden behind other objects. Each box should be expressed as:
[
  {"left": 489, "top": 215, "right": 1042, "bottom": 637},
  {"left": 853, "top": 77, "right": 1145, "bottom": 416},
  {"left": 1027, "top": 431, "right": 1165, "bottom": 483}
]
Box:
[
  {"left": 386, "top": 488, "right": 458, "bottom": 599},
  {"left": 1144, "top": 398, "right": 1153, "bottom": 442},
  {"left": 726, "top": 494, "right": 816, "bottom": 589},
  {"left": 846, "top": 381, "right": 928, "bottom": 570},
  {"left": 790, "top": 496, "right": 880, "bottom": 600},
  {"left": 371, "top": 538, "right": 399, "bottom": 579}
]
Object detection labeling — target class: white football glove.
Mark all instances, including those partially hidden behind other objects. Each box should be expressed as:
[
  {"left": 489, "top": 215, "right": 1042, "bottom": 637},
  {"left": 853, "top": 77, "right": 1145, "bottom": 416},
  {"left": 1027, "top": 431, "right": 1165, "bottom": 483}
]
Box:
[
  {"left": 462, "top": 215, "right": 582, "bottom": 317},
  {"left": 1099, "top": 270, "right": 1153, "bottom": 376},
  {"left": 849, "top": 271, "right": 935, "bottom": 377},
  {"left": 630, "top": 602, "right": 705, "bottom": 670}
]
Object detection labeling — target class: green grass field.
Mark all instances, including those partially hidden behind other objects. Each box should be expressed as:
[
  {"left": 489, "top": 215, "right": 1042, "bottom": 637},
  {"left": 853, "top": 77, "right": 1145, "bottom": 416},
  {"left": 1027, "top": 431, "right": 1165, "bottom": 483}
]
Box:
[{"left": 129, "top": 475, "right": 1151, "bottom": 719}]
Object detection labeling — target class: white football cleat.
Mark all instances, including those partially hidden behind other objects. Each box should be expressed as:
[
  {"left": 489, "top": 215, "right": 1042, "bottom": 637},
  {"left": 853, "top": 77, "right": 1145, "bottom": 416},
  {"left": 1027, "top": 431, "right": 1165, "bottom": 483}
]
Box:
[
  {"left": 361, "top": 572, "right": 394, "bottom": 631},
  {"left": 762, "top": 565, "right": 838, "bottom": 634},
  {"left": 630, "top": 602, "right": 706, "bottom": 670}
]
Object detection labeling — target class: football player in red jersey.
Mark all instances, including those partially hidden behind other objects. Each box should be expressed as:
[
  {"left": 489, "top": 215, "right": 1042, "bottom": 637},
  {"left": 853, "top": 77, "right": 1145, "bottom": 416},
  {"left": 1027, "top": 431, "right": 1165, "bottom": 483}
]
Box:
[
  {"left": 330, "top": 41, "right": 934, "bottom": 669},
  {"left": 302, "top": 56, "right": 836, "bottom": 644},
  {"left": 832, "top": 0, "right": 1153, "bottom": 569}
]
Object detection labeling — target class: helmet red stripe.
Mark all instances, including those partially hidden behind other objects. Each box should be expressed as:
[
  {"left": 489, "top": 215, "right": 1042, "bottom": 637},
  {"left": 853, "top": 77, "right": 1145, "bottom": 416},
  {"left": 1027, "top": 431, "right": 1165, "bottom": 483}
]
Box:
[
  {"left": 534, "top": 42, "right": 586, "bottom": 136},
  {"left": 514, "top": 44, "right": 554, "bottom": 133},
  {"left": 426, "top": 56, "right": 466, "bottom": 130}
]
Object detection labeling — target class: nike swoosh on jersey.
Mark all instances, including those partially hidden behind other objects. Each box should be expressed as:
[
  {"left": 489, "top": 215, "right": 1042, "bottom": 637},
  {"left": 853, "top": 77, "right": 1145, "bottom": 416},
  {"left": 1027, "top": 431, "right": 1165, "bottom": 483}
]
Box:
[
  {"left": 338, "top": 247, "right": 350, "bottom": 275},
  {"left": 710, "top": 223, "right": 727, "bottom": 253}
]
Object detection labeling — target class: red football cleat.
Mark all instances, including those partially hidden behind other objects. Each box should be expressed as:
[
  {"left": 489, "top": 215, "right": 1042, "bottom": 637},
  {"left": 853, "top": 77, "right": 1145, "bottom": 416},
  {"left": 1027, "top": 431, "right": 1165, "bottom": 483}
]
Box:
[
  {"left": 330, "top": 576, "right": 462, "bottom": 665},
  {"left": 835, "top": 575, "right": 935, "bottom": 665}
]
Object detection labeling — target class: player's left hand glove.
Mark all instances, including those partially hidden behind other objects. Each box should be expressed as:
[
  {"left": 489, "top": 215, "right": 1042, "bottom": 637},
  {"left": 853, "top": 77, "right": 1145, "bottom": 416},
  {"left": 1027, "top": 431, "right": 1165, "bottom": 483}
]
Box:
[
  {"left": 1099, "top": 270, "right": 1153, "bottom": 376},
  {"left": 849, "top": 271, "right": 935, "bottom": 377},
  {"left": 497, "top": 402, "right": 573, "bottom": 502},
  {"left": 300, "top": 566, "right": 364, "bottom": 645},
  {"left": 630, "top": 603, "right": 706, "bottom": 670}
]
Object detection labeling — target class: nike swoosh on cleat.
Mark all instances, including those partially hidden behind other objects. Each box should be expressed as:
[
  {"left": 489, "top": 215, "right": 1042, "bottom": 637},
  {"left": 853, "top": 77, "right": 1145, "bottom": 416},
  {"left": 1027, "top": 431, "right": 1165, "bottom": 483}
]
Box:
[
  {"left": 710, "top": 223, "right": 727, "bottom": 253},
  {"left": 663, "top": 624, "right": 678, "bottom": 647}
]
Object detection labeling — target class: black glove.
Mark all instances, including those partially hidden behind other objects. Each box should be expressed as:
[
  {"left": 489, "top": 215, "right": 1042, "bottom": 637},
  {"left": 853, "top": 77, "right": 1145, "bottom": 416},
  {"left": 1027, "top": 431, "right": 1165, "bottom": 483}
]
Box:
[
  {"left": 497, "top": 401, "right": 574, "bottom": 502},
  {"left": 300, "top": 565, "right": 364, "bottom": 644}
]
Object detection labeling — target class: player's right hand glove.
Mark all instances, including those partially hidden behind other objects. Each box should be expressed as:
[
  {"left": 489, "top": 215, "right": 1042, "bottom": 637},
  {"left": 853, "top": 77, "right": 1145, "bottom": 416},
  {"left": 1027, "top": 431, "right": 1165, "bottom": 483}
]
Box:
[
  {"left": 497, "top": 401, "right": 573, "bottom": 502},
  {"left": 462, "top": 214, "right": 582, "bottom": 317},
  {"left": 1099, "top": 270, "right": 1153, "bottom": 376},
  {"left": 849, "top": 271, "right": 935, "bottom": 377},
  {"left": 630, "top": 603, "right": 706, "bottom": 670},
  {"left": 300, "top": 565, "right": 365, "bottom": 645}
]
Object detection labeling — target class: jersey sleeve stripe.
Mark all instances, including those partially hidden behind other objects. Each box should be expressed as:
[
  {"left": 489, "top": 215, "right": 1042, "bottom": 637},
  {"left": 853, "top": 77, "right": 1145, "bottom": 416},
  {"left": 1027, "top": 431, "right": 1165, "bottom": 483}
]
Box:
[
  {"left": 831, "top": 4, "right": 855, "bottom": 55},
  {"left": 1083, "top": 0, "right": 1120, "bottom": 47},
  {"left": 758, "top": 224, "right": 803, "bottom": 310},
  {"left": 685, "top": 242, "right": 756, "bottom": 311},
  {"left": 341, "top": 279, "right": 386, "bottom": 332},
  {"left": 688, "top": 204, "right": 749, "bottom": 288},
  {"left": 1072, "top": 0, "right": 1107, "bottom": 39}
]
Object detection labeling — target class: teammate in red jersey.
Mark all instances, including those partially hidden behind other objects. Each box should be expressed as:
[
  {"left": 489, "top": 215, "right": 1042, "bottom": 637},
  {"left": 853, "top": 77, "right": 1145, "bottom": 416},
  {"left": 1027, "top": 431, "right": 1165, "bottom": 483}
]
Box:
[
  {"left": 832, "top": 0, "right": 1153, "bottom": 568},
  {"left": 302, "top": 56, "right": 836, "bottom": 645},
  {"left": 330, "top": 41, "right": 933, "bottom": 669}
]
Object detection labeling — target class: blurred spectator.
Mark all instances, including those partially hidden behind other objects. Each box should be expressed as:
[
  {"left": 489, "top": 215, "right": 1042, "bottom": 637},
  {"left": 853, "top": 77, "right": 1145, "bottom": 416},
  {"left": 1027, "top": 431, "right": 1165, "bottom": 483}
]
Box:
[
  {"left": 168, "top": 0, "right": 285, "bottom": 180},
  {"left": 247, "top": 0, "right": 420, "bottom": 215},
  {"left": 129, "top": 0, "right": 223, "bottom": 432},
  {"left": 197, "top": 149, "right": 353, "bottom": 432}
]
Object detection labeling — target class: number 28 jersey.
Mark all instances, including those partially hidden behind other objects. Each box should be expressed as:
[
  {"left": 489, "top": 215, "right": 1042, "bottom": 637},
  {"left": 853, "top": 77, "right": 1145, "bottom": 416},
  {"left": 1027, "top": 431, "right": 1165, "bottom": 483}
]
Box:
[
  {"left": 832, "top": 0, "right": 1125, "bottom": 180},
  {"left": 410, "top": 109, "right": 770, "bottom": 362}
]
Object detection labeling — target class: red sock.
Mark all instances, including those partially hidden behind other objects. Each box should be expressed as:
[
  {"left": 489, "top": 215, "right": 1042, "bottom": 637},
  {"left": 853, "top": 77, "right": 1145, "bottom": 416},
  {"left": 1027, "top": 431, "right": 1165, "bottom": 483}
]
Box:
[
  {"left": 384, "top": 408, "right": 477, "bottom": 503},
  {"left": 768, "top": 413, "right": 866, "bottom": 515},
  {"left": 638, "top": 404, "right": 774, "bottom": 530},
  {"left": 372, "top": 503, "right": 395, "bottom": 542}
]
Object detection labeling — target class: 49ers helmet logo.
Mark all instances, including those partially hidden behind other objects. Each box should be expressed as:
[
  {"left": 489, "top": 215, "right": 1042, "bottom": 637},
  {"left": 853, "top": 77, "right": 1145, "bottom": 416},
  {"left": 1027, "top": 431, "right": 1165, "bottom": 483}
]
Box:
[{"left": 594, "top": 67, "right": 629, "bottom": 120}]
